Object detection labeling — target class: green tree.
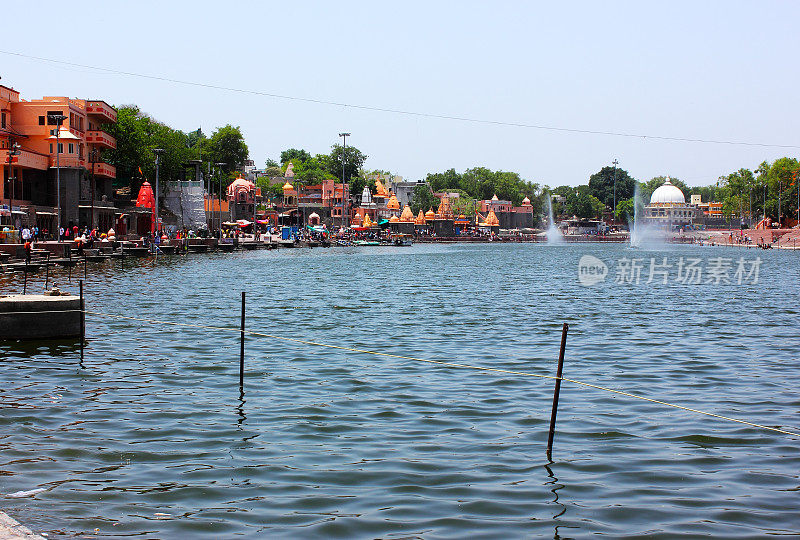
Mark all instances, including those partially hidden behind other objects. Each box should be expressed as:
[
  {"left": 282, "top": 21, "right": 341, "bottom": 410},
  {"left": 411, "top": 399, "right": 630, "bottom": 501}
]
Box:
[
  {"left": 256, "top": 177, "right": 284, "bottom": 202},
  {"left": 202, "top": 125, "right": 249, "bottom": 175},
  {"left": 588, "top": 166, "right": 636, "bottom": 210},
  {"left": 411, "top": 183, "right": 438, "bottom": 214},
  {"left": 615, "top": 198, "right": 635, "bottom": 223},
  {"left": 425, "top": 168, "right": 463, "bottom": 193},
  {"left": 447, "top": 190, "right": 477, "bottom": 217},
  {"left": 328, "top": 144, "right": 368, "bottom": 182},
  {"left": 285, "top": 155, "right": 336, "bottom": 184},
  {"left": 280, "top": 148, "right": 311, "bottom": 164},
  {"left": 264, "top": 165, "right": 282, "bottom": 178},
  {"left": 104, "top": 105, "right": 196, "bottom": 196}
]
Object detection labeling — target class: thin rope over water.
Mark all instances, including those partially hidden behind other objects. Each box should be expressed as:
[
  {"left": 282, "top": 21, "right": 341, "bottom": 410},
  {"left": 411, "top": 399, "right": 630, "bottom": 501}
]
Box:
[{"left": 84, "top": 309, "right": 800, "bottom": 439}]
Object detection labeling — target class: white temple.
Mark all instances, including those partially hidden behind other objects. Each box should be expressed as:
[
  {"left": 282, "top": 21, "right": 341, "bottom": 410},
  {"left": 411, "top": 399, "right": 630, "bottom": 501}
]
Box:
[
  {"left": 360, "top": 186, "right": 376, "bottom": 209},
  {"left": 644, "top": 177, "right": 696, "bottom": 228}
]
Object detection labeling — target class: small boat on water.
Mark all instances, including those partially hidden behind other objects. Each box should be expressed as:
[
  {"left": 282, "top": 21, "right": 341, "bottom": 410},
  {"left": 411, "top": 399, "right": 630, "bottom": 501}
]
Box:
[
  {"left": 241, "top": 242, "right": 261, "bottom": 250},
  {"left": 156, "top": 244, "right": 177, "bottom": 255},
  {"left": 186, "top": 243, "right": 208, "bottom": 253},
  {"left": 354, "top": 240, "right": 381, "bottom": 246},
  {"left": 218, "top": 242, "right": 236, "bottom": 252}
]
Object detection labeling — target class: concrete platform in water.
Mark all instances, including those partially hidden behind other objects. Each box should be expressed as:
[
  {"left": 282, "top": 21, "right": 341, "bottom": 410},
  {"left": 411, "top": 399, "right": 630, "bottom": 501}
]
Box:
[
  {"left": 0, "top": 511, "right": 45, "bottom": 539},
  {"left": 0, "top": 293, "right": 82, "bottom": 340},
  {"left": 156, "top": 244, "right": 177, "bottom": 255}
]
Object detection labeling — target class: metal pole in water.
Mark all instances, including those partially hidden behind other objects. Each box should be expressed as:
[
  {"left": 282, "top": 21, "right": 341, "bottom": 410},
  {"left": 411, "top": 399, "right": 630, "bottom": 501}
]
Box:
[
  {"left": 45, "top": 252, "right": 50, "bottom": 290},
  {"left": 84, "top": 253, "right": 87, "bottom": 279},
  {"left": 546, "top": 322, "right": 569, "bottom": 460},
  {"left": 23, "top": 259, "right": 27, "bottom": 294},
  {"left": 79, "top": 279, "right": 84, "bottom": 362},
  {"left": 240, "top": 291, "right": 246, "bottom": 389}
]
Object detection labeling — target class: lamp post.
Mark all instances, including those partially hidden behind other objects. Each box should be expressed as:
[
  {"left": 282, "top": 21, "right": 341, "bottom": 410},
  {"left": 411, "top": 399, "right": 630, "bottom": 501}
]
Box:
[
  {"left": 6, "top": 141, "right": 20, "bottom": 227},
  {"left": 611, "top": 158, "right": 619, "bottom": 224},
  {"left": 153, "top": 149, "right": 164, "bottom": 234},
  {"left": 89, "top": 148, "right": 97, "bottom": 230},
  {"left": 47, "top": 114, "right": 69, "bottom": 240},
  {"left": 216, "top": 162, "right": 226, "bottom": 236},
  {"left": 339, "top": 132, "right": 350, "bottom": 229},
  {"left": 794, "top": 170, "right": 799, "bottom": 227}
]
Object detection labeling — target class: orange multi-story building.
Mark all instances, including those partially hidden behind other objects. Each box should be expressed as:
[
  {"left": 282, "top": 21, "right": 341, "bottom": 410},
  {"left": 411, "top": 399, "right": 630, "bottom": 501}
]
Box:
[{"left": 1, "top": 82, "right": 117, "bottom": 235}]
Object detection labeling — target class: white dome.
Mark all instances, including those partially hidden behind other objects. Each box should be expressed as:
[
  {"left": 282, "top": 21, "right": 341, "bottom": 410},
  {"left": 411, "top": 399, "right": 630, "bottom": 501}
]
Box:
[{"left": 649, "top": 178, "right": 685, "bottom": 205}]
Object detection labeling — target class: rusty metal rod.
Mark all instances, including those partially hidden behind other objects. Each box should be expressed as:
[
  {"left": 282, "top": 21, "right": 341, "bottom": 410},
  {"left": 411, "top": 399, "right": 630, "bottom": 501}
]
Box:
[{"left": 546, "top": 322, "right": 569, "bottom": 460}]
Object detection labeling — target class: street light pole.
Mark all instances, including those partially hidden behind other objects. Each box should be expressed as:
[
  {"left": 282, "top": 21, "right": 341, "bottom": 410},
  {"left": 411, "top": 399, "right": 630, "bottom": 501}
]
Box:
[
  {"left": 89, "top": 148, "right": 96, "bottom": 230},
  {"left": 612, "top": 158, "right": 619, "bottom": 224},
  {"left": 216, "top": 162, "right": 226, "bottom": 237},
  {"left": 795, "top": 170, "right": 799, "bottom": 227},
  {"left": 339, "top": 132, "right": 350, "bottom": 229},
  {"left": 153, "top": 149, "right": 164, "bottom": 234},
  {"left": 6, "top": 140, "right": 20, "bottom": 227},
  {"left": 48, "top": 114, "right": 67, "bottom": 240}
]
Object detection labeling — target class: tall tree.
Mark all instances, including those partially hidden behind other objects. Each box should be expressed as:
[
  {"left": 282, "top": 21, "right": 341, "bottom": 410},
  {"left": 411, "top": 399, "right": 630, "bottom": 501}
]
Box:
[
  {"left": 588, "top": 166, "right": 636, "bottom": 210},
  {"left": 202, "top": 125, "right": 249, "bottom": 174},
  {"left": 328, "top": 144, "right": 368, "bottom": 182},
  {"left": 280, "top": 148, "right": 311, "bottom": 164},
  {"left": 104, "top": 105, "right": 196, "bottom": 196},
  {"left": 410, "top": 183, "right": 438, "bottom": 214}
]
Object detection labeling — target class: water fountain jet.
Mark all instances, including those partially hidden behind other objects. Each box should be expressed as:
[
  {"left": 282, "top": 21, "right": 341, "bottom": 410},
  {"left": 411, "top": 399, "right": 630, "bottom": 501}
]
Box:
[{"left": 545, "top": 195, "right": 564, "bottom": 245}]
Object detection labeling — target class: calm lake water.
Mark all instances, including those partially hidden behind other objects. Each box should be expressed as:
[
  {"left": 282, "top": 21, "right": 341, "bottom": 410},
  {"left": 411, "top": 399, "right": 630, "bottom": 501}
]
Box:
[{"left": 1, "top": 243, "right": 799, "bottom": 538}]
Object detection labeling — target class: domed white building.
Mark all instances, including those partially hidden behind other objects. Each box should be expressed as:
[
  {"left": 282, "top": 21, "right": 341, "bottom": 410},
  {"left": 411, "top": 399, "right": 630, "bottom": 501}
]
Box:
[{"left": 644, "top": 177, "right": 696, "bottom": 228}]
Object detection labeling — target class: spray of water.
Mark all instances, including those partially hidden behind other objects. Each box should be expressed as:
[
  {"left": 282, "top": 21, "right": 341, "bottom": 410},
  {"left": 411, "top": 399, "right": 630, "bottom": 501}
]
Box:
[
  {"left": 629, "top": 184, "right": 665, "bottom": 248},
  {"left": 545, "top": 195, "right": 564, "bottom": 244}
]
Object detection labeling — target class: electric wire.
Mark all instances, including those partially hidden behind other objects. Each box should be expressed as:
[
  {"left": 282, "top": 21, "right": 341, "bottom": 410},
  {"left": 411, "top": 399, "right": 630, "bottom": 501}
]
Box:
[{"left": 2, "top": 49, "right": 799, "bottom": 150}]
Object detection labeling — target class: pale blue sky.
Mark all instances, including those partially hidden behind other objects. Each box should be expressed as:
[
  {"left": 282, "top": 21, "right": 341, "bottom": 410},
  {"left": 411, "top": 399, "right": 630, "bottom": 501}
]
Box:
[{"left": 3, "top": 0, "right": 798, "bottom": 187}]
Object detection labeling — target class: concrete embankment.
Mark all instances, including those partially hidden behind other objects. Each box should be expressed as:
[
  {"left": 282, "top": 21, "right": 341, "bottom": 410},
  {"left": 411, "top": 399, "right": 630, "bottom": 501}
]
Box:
[
  {"left": 0, "top": 512, "right": 46, "bottom": 539},
  {"left": 0, "top": 294, "right": 81, "bottom": 340}
]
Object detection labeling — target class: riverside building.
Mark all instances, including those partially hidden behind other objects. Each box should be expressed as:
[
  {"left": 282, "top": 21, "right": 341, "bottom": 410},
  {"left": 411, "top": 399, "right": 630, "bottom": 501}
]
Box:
[
  {"left": 643, "top": 177, "right": 695, "bottom": 229},
  {"left": 1, "top": 82, "right": 117, "bottom": 234}
]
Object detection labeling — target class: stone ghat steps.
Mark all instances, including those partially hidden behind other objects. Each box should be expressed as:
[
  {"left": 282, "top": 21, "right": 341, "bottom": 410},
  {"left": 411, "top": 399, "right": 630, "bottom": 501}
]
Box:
[
  {"left": 709, "top": 228, "right": 796, "bottom": 245},
  {"left": 774, "top": 229, "right": 800, "bottom": 247}
]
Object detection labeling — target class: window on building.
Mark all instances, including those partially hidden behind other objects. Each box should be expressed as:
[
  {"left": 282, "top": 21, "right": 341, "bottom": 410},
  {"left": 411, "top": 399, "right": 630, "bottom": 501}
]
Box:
[
  {"left": 58, "top": 143, "right": 63, "bottom": 153},
  {"left": 1, "top": 112, "right": 5, "bottom": 128},
  {"left": 39, "top": 116, "right": 45, "bottom": 125},
  {"left": 68, "top": 143, "right": 74, "bottom": 154}
]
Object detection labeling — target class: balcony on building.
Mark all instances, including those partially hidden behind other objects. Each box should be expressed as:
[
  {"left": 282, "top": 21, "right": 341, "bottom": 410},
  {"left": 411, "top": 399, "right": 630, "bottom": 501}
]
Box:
[
  {"left": 85, "top": 130, "right": 117, "bottom": 149},
  {"left": 4, "top": 148, "right": 50, "bottom": 170},
  {"left": 85, "top": 100, "right": 117, "bottom": 124},
  {"left": 49, "top": 155, "right": 84, "bottom": 169},
  {"left": 92, "top": 162, "right": 116, "bottom": 179}
]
